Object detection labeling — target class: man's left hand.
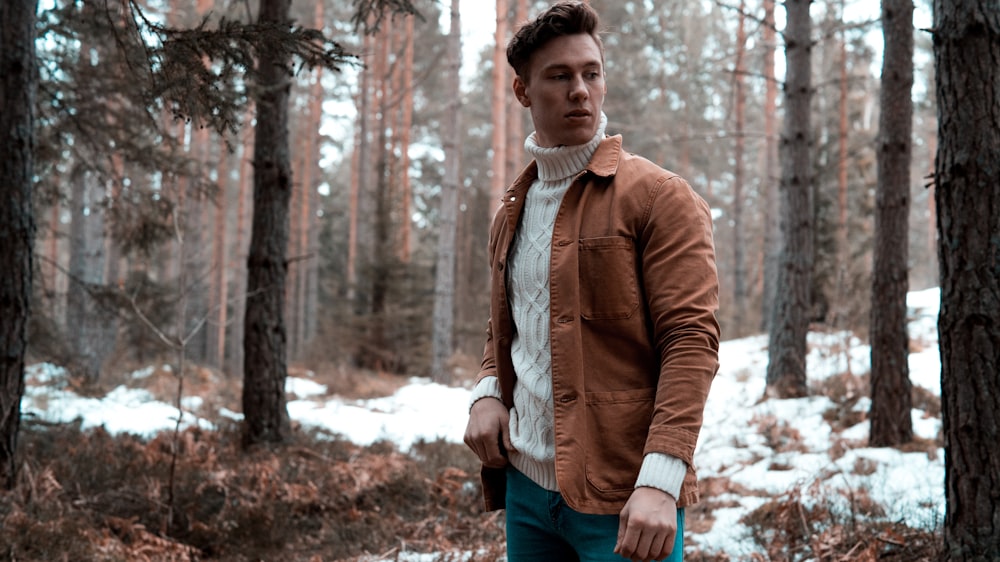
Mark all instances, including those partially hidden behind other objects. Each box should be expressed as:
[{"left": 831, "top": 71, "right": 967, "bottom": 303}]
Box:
[{"left": 614, "top": 487, "right": 678, "bottom": 562}]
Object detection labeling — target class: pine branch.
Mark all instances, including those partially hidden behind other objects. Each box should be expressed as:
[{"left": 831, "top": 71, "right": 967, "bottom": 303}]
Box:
[
  {"left": 124, "top": 0, "right": 362, "bottom": 136},
  {"left": 350, "top": 0, "right": 423, "bottom": 34}
]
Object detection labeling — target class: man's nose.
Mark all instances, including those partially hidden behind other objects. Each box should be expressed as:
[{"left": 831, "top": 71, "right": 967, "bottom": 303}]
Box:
[{"left": 568, "top": 75, "right": 588, "bottom": 100}]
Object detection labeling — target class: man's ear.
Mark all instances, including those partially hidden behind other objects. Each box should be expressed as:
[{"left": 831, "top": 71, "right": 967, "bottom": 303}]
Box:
[{"left": 513, "top": 75, "right": 530, "bottom": 107}]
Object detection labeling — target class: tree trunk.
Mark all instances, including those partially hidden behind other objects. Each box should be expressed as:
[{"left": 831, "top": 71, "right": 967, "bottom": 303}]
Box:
[
  {"left": 933, "top": 0, "right": 1000, "bottom": 557},
  {"left": 490, "top": 0, "right": 508, "bottom": 210},
  {"left": 833, "top": 1, "right": 852, "bottom": 374},
  {"left": 67, "top": 167, "right": 107, "bottom": 384},
  {"left": 186, "top": 125, "right": 212, "bottom": 362},
  {"left": 760, "top": 0, "right": 780, "bottom": 333},
  {"left": 227, "top": 105, "right": 253, "bottom": 378},
  {"left": 348, "top": 31, "right": 374, "bottom": 309},
  {"left": 869, "top": 0, "right": 913, "bottom": 448},
  {"left": 398, "top": 14, "right": 415, "bottom": 262},
  {"left": 431, "top": 0, "right": 462, "bottom": 383},
  {"left": 44, "top": 197, "right": 65, "bottom": 324},
  {"left": 368, "top": 24, "right": 392, "bottom": 368},
  {"left": 0, "top": 0, "right": 37, "bottom": 489},
  {"left": 731, "top": 0, "right": 748, "bottom": 337},
  {"left": 242, "top": 0, "right": 293, "bottom": 446},
  {"left": 765, "top": 0, "right": 813, "bottom": 399},
  {"left": 211, "top": 138, "right": 230, "bottom": 369},
  {"left": 300, "top": 57, "right": 323, "bottom": 351},
  {"left": 286, "top": 120, "right": 303, "bottom": 359},
  {"left": 505, "top": 0, "right": 528, "bottom": 185}
]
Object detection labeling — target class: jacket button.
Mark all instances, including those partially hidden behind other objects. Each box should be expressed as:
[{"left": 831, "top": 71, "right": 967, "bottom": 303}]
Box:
[{"left": 498, "top": 262, "right": 504, "bottom": 271}]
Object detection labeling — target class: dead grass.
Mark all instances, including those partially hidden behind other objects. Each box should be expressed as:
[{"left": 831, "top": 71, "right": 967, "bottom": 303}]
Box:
[
  {"left": 749, "top": 413, "right": 808, "bottom": 454},
  {"left": 0, "top": 417, "right": 505, "bottom": 561}
]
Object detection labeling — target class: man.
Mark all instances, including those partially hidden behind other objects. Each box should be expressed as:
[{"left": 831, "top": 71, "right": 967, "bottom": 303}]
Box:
[{"left": 463, "top": 2, "right": 720, "bottom": 561}]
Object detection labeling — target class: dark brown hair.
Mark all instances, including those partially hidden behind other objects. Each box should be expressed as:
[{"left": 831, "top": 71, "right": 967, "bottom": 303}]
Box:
[{"left": 506, "top": 1, "right": 604, "bottom": 79}]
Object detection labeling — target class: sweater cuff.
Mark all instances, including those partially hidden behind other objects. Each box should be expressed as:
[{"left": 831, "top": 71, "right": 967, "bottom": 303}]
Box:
[
  {"left": 468, "top": 376, "right": 503, "bottom": 412},
  {"left": 634, "top": 453, "right": 687, "bottom": 501}
]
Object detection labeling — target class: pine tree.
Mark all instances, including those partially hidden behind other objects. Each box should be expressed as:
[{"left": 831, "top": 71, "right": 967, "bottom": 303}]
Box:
[
  {"left": 766, "top": 0, "right": 813, "bottom": 399},
  {"left": 431, "top": 0, "right": 462, "bottom": 383},
  {"left": 869, "top": 0, "right": 914, "bottom": 448},
  {"left": 0, "top": 0, "right": 37, "bottom": 489},
  {"left": 933, "top": 0, "right": 1000, "bottom": 557},
  {"left": 242, "top": 0, "right": 295, "bottom": 445}
]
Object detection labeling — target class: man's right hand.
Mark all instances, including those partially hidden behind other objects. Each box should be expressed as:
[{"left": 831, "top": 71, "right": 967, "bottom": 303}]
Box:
[{"left": 464, "top": 398, "right": 514, "bottom": 468}]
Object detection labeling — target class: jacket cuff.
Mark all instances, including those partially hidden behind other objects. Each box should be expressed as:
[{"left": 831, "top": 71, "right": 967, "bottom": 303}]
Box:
[
  {"left": 468, "top": 376, "right": 502, "bottom": 412},
  {"left": 634, "top": 453, "right": 687, "bottom": 501}
]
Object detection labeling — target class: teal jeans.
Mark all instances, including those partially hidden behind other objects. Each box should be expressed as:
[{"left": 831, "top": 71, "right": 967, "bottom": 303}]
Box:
[{"left": 505, "top": 467, "right": 684, "bottom": 562}]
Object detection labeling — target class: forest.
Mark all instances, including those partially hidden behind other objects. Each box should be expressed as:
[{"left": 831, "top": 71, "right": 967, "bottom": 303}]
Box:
[{"left": 0, "top": 0, "right": 998, "bottom": 560}]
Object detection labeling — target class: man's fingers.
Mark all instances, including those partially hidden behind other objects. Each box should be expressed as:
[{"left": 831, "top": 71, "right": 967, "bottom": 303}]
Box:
[
  {"left": 649, "top": 532, "right": 672, "bottom": 561},
  {"left": 616, "top": 488, "right": 678, "bottom": 561},
  {"left": 501, "top": 421, "right": 515, "bottom": 455},
  {"left": 635, "top": 527, "right": 659, "bottom": 561},
  {"left": 614, "top": 511, "right": 640, "bottom": 559},
  {"left": 464, "top": 398, "right": 511, "bottom": 467}
]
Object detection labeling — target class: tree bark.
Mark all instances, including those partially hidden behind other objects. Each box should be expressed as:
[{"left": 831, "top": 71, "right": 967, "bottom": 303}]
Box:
[
  {"left": 0, "top": 0, "right": 37, "bottom": 489},
  {"left": 211, "top": 137, "right": 230, "bottom": 369},
  {"left": 869, "top": 0, "right": 914, "bottom": 448},
  {"left": 490, "top": 0, "right": 508, "bottom": 211},
  {"left": 226, "top": 105, "right": 254, "bottom": 378},
  {"left": 760, "top": 0, "right": 780, "bottom": 333},
  {"left": 833, "top": 0, "right": 851, "bottom": 338},
  {"left": 66, "top": 167, "right": 107, "bottom": 384},
  {"left": 505, "top": 0, "right": 528, "bottom": 186},
  {"left": 242, "top": 0, "right": 293, "bottom": 446},
  {"left": 186, "top": 125, "right": 212, "bottom": 362},
  {"left": 933, "top": 0, "right": 1000, "bottom": 557},
  {"left": 368, "top": 23, "right": 392, "bottom": 367},
  {"left": 398, "top": 14, "right": 415, "bottom": 262},
  {"left": 300, "top": 54, "right": 323, "bottom": 352},
  {"left": 766, "top": 0, "right": 813, "bottom": 399},
  {"left": 731, "top": 0, "right": 748, "bottom": 337},
  {"left": 286, "top": 118, "right": 303, "bottom": 359},
  {"left": 348, "top": 31, "right": 374, "bottom": 309},
  {"left": 431, "top": 0, "right": 462, "bottom": 383}
]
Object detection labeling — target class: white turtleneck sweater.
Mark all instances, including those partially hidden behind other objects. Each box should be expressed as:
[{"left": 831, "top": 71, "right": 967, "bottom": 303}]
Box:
[{"left": 470, "top": 113, "right": 687, "bottom": 502}]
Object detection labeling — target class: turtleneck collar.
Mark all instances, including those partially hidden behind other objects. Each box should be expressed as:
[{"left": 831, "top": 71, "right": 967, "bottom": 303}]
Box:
[{"left": 524, "top": 112, "right": 608, "bottom": 182}]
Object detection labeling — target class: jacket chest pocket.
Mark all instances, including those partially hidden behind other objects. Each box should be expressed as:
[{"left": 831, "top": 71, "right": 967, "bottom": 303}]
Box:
[{"left": 578, "top": 236, "right": 640, "bottom": 320}]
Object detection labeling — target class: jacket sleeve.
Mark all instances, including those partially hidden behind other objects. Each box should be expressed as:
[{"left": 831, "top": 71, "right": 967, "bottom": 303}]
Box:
[
  {"left": 639, "top": 174, "right": 721, "bottom": 467},
  {"left": 475, "top": 204, "right": 506, "bottom": 388}
]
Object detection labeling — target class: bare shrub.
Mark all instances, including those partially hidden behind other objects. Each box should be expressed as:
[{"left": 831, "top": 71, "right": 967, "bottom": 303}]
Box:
[{"left": 739, "top": 479, "right": 941, "bottom": 561}]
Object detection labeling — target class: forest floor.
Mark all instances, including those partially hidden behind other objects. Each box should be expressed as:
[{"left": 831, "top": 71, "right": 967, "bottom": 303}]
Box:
[
  {"left": 4, "top": 291, "right": 949, "bottom": 562},
  {"left": 2, "top": 359, "right": 943, "bottom": 562}
]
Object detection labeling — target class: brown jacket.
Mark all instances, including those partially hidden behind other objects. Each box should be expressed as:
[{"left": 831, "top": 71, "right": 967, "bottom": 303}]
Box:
[{"left": 476, "top": 135, "right": 720, "bottom": 514}]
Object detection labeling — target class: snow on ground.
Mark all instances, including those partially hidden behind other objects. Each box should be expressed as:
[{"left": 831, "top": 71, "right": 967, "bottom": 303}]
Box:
[{"left": 21, "top": 288, "right": 944, "bottom": 559}]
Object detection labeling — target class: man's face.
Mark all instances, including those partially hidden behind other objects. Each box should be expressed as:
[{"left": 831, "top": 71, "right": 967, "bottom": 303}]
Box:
[{"left": 513, "top": 33, "right": 606, "bottom": 148}]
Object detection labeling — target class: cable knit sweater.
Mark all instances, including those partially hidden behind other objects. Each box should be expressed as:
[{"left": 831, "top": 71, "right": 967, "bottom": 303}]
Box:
[{"left": 470, "top": 113, "right": 687, "bottom": 501}]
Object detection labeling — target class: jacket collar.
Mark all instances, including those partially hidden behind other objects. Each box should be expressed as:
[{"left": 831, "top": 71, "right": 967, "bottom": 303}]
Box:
[
  {"left": 499, "top": 135, "right": 624, "bottom": 233},
  {"left": 584, "top": 134, "right": 623, "bottom": 178},
  {"left": 503, "top": 134, "right": 623, "bottom": 202}
]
